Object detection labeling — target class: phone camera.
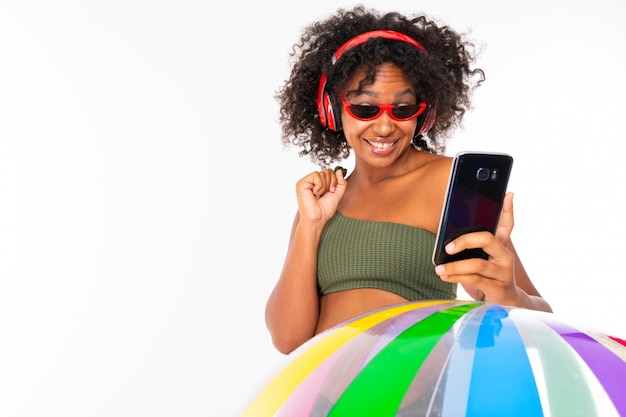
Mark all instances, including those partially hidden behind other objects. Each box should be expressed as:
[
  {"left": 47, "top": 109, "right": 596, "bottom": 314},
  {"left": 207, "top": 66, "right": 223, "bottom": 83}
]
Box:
[{"left": 476, "top": 167, "right": 491, "bottom": 181}]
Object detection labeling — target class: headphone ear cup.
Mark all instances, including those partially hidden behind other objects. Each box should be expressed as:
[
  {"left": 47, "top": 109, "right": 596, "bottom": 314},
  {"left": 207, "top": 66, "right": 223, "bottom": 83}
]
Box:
[
  {"left": 323, "top": 93, "right": 340, "bottom": 131},
  {"left": 417, "top": 98, "right": 438, "bottom": 136},
  {"left": 317, "top": 73, "right": 342, "bottom": 131},
  {"left": 417, "top": 107, "right": 436, "bottom": 136},
  {"left": 316, "top": 74, "right": 330, "bottom": 128}
]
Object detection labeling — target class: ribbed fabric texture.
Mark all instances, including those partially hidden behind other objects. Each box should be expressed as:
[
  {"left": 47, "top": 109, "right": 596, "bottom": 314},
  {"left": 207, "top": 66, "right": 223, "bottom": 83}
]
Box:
[{"left": 318, "top": 212, "right": 456, "bottom": 300}]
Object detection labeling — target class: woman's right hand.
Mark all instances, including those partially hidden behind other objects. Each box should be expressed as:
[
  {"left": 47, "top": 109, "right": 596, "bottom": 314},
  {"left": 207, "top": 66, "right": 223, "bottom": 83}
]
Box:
[{"left": 296, "top": 168, "right": 348, "bottom": 223}]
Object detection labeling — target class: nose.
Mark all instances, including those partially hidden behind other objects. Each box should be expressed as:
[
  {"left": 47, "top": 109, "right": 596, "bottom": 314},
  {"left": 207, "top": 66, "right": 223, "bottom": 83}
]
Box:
[{"left": 371, "top": 110, "right": 395, "bottom": 136}]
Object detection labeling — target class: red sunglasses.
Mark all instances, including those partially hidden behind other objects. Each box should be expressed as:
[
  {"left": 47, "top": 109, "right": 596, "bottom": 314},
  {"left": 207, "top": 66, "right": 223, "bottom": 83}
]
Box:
[{"left": 339, "top": 93, "right": 427, "bottom": 122}]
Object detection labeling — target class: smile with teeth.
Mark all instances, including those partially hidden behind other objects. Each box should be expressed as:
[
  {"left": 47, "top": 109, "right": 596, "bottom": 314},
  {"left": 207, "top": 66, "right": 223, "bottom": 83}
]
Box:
[{"left": 365, "top": 139, "right": 396, "bottom": 149}]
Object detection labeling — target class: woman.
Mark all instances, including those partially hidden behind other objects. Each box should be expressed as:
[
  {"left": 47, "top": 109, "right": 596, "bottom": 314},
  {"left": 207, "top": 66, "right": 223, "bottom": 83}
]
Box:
[{"left": 266, "top": 6, "right": 551, "bottom": 355}]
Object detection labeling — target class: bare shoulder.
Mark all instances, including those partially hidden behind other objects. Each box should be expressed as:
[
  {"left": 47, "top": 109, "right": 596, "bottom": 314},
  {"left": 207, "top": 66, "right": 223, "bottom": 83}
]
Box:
[
  {"left": 419, "top": 151, "right": 453, "bottom": 170},
  {"left": 414, "top": 151, "right": 454, "bottom": 187},
  {"left": 401, "top": 152, "right": 455, "bottom": 232}
]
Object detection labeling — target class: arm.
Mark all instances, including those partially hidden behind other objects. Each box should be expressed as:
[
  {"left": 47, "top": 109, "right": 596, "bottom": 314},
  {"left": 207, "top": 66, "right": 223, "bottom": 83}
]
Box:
[
  {"left": 265, "top": 169, "right": 347, "bottom": 354},
  {"left": 435, "top": 192, "right": 553, "bottom": 313},
  {"left": 506, "top": 242, "right": 552, "bottom": 312},
  {"left": 265, "top": 214, "right": 325, "bottom": 354}
]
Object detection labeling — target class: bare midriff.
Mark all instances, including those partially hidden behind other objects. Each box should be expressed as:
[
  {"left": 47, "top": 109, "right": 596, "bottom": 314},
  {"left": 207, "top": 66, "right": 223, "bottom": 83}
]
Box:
[{"left": 315, "top": 288, "right": 409, "bottom": 334}]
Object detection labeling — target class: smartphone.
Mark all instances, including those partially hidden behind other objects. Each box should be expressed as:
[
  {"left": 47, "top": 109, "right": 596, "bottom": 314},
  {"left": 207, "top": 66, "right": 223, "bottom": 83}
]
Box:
[{"left": 432, "top": 151, "right": 513, "bottom": 265}]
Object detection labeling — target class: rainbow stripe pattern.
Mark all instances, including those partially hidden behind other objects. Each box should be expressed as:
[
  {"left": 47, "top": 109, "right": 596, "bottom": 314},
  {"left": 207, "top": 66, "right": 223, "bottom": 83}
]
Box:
[{"left": 241, "top": 300, "right": 626, "bottom": 416}]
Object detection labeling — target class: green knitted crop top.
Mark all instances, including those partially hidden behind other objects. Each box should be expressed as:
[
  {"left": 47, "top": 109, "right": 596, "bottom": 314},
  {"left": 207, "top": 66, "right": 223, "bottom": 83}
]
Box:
[{"left": 317, "top": 212, "right": 457, "bottom": 301}]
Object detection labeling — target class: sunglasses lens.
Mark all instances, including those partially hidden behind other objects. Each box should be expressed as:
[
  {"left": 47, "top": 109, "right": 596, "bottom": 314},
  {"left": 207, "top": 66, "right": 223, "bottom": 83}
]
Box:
[
  {"left": 392, "top": 105, "right": 421, "bottom": 119},
  {"left": 349, "top": 105, "right": 380, "bottom": 119}
]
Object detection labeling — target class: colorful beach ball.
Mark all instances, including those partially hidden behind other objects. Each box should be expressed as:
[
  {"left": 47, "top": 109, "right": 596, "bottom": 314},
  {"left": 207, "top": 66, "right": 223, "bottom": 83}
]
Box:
[{"left": 241, "top": 300, "right": 626, "bottom": 416}]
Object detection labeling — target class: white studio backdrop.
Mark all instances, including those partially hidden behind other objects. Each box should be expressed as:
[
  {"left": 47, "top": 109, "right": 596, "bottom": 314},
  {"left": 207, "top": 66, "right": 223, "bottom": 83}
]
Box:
[{"left": 1, "top": 1, "right": 625, "bottom": 416}]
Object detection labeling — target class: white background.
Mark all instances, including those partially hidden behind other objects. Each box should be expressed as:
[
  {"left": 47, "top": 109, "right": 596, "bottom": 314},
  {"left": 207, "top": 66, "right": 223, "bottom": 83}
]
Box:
[{"left": 1, "top": 1, "right": 625, "bottom": 416}]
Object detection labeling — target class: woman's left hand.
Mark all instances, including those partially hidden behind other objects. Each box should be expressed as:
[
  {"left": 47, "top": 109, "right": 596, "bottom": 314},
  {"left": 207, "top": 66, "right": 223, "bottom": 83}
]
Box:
[{"left": 434, "top": 192, "right": 519, "bottom": 306}]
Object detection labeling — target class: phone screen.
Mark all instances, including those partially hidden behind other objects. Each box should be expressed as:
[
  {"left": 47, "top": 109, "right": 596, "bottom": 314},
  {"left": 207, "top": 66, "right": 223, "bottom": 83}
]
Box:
[{"left": 433, "top": 152, "right": 513, "bottom": 265}]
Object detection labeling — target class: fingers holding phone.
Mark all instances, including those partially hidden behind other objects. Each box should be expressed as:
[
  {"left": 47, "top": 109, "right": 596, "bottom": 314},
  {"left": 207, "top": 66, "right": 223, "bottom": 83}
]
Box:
[
  {"left": 495, "top": 192, "right": 515, "bottom": 244},
  {"left": 442, "top": 191, "right": 515, "bottom": 261}
]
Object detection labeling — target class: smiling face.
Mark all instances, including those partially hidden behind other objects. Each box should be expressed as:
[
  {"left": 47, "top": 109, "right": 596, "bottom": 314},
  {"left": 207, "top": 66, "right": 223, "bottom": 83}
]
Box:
[{"left": 340, "top": 63, "right": 419, "bottom": 170}]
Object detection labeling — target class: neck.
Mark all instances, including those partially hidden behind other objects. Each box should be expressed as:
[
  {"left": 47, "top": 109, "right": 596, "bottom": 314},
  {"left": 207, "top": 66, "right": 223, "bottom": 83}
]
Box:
[{"left": 351, "top": 148, "right": 423, "bottom": 188}]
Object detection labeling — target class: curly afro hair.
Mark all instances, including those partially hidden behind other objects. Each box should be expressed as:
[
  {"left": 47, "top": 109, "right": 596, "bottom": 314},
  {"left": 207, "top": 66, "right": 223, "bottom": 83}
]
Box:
[{"left": 276, "top": 5, "right": 485, "bottom": 167}]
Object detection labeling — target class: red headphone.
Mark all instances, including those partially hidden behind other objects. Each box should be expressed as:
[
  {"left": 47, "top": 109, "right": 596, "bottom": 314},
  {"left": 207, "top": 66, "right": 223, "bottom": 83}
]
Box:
[{"left": 316, "top": 30, "right": 437, "bottom": 134}]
